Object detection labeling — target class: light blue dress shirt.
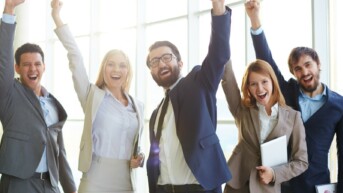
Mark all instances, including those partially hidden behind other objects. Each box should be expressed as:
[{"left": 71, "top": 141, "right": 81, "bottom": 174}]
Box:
[
  {"left": 299, "top": 85, "right": 327, "bottom": 122},
  {"left": 36, "top": 87, "right": 59, "bottom": 172}
]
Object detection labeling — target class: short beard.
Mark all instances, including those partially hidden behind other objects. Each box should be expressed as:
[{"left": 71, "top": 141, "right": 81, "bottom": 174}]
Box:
[
  {"left": 299, "top": 73, "right": 321, "bottom": 93},
  {"left": 152, "top": 66, "right": 181, "bottom": 88}
]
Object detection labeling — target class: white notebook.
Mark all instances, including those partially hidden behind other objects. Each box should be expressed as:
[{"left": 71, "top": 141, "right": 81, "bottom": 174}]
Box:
[
  {"left": 260, "top": 135, "right": 287, "bottom": 167},
  {"left": 315, "top": 183, "right": 337, "bottom": 193}
]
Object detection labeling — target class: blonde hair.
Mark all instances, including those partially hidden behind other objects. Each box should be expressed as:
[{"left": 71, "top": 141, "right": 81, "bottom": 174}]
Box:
[
  {"left": 95, "top": 49, "right": 132, "bottom": 93},
  {"left": 241, "top": 59, "right": 286, "bottom": 108}
]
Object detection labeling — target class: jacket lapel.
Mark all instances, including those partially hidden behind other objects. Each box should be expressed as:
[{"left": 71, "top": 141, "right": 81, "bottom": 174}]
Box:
[{"left": 250, "top": 107, "right": 262, "bottom": 145}]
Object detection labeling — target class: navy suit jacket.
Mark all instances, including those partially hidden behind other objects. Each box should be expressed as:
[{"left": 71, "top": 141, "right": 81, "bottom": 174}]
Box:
[
  {"left": 251, "top": 31, "right": 343, "bottom": 193},
  {"left": 146, "top": 7, "right": 232, "bottom": 193}
]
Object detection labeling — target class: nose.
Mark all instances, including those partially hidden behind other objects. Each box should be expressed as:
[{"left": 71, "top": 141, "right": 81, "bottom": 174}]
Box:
[
  {"left": 257, "top": 83, "right": 263, "bottom": 91},
  {"left": 157, "top": 59, "right": 167, "bottom": 68},
  {"left": 112, "top": 64, "right": 120, "bottom": 71},
  {"left": 28, "top": 64, "right": 36, "bottom": 71}
]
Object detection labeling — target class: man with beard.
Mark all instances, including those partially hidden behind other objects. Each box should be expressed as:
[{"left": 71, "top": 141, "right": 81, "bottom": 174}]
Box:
[
  {"left": 145, "top": 0, "right": 232, "bottom": 193},
  {"left": 245, "top": 1, "right": 343, "bottom": 193}
]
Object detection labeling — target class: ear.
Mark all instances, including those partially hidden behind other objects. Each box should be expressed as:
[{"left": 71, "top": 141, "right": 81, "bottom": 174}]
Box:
[
  {"left": 317, "top": 62, "right": 321, "bottom": 71},
  {"left": 178, "top": 60, "right": 183, "bottom": 69},
  {"left": 14, "top": 64, "right": 20, "bottom": 74},
  {"left": 42, "top": 63, "right": 46, "bottom": 72}
]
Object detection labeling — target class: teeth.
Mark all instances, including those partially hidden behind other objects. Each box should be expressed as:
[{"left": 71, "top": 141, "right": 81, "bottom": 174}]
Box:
[
  {"left": 304, "top": 76, "right": 312, "bottom": 81},
  {"left": 111, "top": 75, "right": 121, "bottom": 78},
  {"left": 160, "top": 70, "right": 169, "bottom": 75},
  {"left": 28, "top": 75, "right": 37, "bottom": 79}
]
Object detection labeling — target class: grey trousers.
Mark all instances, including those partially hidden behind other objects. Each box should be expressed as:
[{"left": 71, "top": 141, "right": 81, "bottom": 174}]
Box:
[{"left": 0, "top": 174, "right": 60, "bottom": 193}]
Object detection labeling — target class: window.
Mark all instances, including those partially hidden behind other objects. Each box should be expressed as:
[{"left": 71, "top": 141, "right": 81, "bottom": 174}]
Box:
[{"left": 6, "top": 0, "right": 339, "bottom": 191}]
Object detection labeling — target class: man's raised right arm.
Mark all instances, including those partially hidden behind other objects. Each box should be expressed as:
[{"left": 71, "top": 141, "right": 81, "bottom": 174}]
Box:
[{"left": 0, "top": 0, "right": 25, "bottom": 100}]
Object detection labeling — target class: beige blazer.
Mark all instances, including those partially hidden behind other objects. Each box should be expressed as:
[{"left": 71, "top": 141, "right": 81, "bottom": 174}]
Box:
[
  {"left": 55, "top": 25, "right": 144, "bottom": 191},
  {"left": 221, "top": 60, "right": 308, "bottom": 193}
]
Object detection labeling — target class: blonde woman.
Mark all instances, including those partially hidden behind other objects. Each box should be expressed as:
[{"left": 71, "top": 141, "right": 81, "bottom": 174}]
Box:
[{"left": 51, "top": 1, "right": 144, "bottom": 192}]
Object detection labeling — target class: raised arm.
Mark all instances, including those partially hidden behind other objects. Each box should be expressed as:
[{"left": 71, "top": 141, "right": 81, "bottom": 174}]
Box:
[
  {"left": 245, "top": 0, "right": 261, "bottom": 30},
  {"left": 4, "top": 0, "right": 25, "bottom": 15},
  {"left": 211, "top": 0, "right": 226, "bottom": 16},
  {"left": 0, "top": 0, "right": 25, "bottom": 101},
  {"left": 221, "top": 60, "right": 243, "bottom": 118},
  {"left": 51, "top": 0, "right": 91, "bottom": 110},
  {"left": 245, "top": 0, "right": 288, "bottom": 92},
  {"left": 51, "top": 0, "right": 64, "bottom": 28},
  {"left": 201, "top": 0, "right": 231, "bottom": 91}
]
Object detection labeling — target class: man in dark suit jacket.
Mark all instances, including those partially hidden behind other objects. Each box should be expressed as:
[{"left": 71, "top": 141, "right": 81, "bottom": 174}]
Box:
[
  {"left": 145, "top": 1, "right": 232, "bottom": 193},
  {"left": 245, "top": 1, "right": 343, "bottom": 193},
  {"left": 0, "top": 0, "right": 76, "bottom": 193}
]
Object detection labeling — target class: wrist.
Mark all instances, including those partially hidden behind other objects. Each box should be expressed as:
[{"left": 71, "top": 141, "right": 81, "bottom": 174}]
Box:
[{"left": 4, "top": 7, "right": 15, "bottom": 15}]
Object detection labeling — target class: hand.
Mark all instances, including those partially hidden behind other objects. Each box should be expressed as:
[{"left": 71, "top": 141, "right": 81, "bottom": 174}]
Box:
[
  {"left": 51, "top": 0, "right": 64, "bottom": 27},
  {"left": 245, "top": 0, "right": 261, "bottom": 30},
  {"left": 211, "top": 0, "right": 226, "bottom": 16},
  {"left": 256, "top": 166, "right": 274, "bottom": 185},
  {"left": 130, "top": 153, "right": 144, "bottom": 169},
  {"left": 4, "top": 0, "right": 25, "bottom": 15}
]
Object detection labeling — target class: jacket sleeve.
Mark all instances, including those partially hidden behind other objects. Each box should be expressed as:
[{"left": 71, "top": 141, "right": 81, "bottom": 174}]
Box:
[{"left": 54, "top": 25, "right": 91, "bottom": 111}]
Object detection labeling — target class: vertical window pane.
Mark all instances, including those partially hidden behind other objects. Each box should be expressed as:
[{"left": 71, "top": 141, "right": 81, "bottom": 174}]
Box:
[
  {"left": 217, "top": 123, "right": 238, "bottom": 159},
  {"left": 331, "top": 0, "right": 343, "bottom": 95},
  {"left": 27, "top": 1, "right": 47, "bottom": 41},
  {"left": 98, "top": 0, "right": 137, "bottom": 31},
  {"left": 146, "top": 0, "right": 187, "bottom": 23},
  {"left": 63, "top": 0, "right": 91, "bottom": 36}
]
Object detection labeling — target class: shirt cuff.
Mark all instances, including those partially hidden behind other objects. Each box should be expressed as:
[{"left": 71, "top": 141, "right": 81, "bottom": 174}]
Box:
[
  {"left": 250, "top": 26, "right": 263, "bottom": 35},
  {"left": 2, "top": 13, "right": 16, "bottom": 24}
]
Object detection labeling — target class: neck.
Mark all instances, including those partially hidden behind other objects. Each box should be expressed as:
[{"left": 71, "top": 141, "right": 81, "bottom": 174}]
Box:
[
  {"left": 302, "top": 83, "right": 323, "bottom": 98},
  {"left": 108, "top": 87, "right": 128, "bottom": 106},
  {"left": 34, "top": 86, "right": 43, "bottom": 97}
]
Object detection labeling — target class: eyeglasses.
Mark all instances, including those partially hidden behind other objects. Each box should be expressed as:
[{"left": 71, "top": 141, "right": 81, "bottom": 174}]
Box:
[{"left": 149, "top": 53, "right": 175, "bottom": 68}]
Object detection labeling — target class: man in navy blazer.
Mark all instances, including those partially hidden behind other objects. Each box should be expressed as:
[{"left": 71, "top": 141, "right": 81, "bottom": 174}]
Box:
[
  {"left": 245, "top": 1, "right": 343, "bottom": 193},
  {"left": 0, "top": 0, "right": 76, "bottom": 192},
  {"left": 145, "top": 1, "right": 232, "bottom": 193}
]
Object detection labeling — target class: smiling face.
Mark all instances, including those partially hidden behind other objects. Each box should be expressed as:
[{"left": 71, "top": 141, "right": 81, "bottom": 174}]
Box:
[
  {"left": 148, "top": 46, "right": 183, "bottom": 88},
  {"left": 103, "top": 53, "right": 129, "bottom": 91},
  {"left": 248, "top": 71, "right": 274, "bottom": 108},
  {"left": 291, "top": 54, "right": 321, "bottom": 95},
  {"left": 15, "top": 52, "right": 45, "bottom": 96}
]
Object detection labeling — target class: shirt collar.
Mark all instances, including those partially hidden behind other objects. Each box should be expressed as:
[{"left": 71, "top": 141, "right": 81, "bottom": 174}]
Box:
[
  {"left": 104, "top": 87, "right": 131, "bottom": 103},
  {"left": 39, "top": 86, "right": 49, "bottom": 98},
  {"left": 256, "top": 102, "right": 279, "bottom": 117}
]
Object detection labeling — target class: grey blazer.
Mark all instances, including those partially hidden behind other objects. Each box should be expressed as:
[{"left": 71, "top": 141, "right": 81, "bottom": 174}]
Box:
[
  {"left": 0, "top": 22, "right": 76, "bottom": 193},
  {"left": 221, "top": 61, "right": 308, "bottom": 193},
  {"left": 54, "top": 25, "right": 144, "bottom": 191}
]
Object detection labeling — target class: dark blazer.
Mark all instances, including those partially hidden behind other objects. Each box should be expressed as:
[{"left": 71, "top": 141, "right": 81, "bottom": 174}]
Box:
[
  {"left": 0, "top": 21, "right": 76, "bottom": 193},
  {"left": 146, "top": 7, "right": 232, "bottom": 193},
  {"left": 251, "top": 31, "right": 343, "bottom": 193}
]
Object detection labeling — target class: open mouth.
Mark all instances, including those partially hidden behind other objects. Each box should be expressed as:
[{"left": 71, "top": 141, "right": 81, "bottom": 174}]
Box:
[
  {"left": 257, "top": 93, "right": 267, "bottom": 100},
  {"left": 302, "top": 75, "right": 313, "bottom": 84},
  {"left": 160, "top": 69, "right": 170, "bottom": 77},
  {"left": 28, "top": 75, "right": 38, "bottom": 81},
  {"left": 111, "top": 74, "right": 121, "bottom": 80}
]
